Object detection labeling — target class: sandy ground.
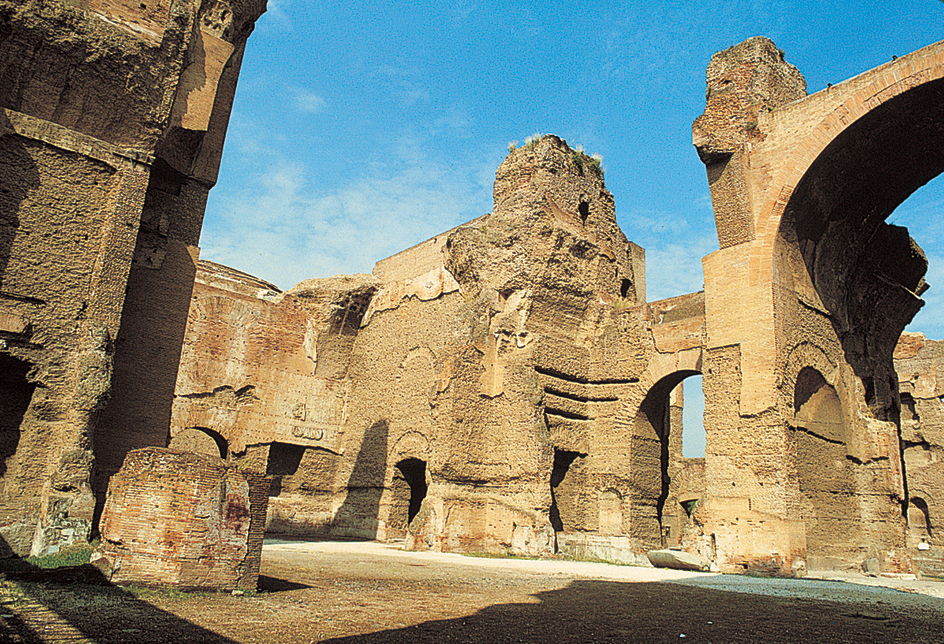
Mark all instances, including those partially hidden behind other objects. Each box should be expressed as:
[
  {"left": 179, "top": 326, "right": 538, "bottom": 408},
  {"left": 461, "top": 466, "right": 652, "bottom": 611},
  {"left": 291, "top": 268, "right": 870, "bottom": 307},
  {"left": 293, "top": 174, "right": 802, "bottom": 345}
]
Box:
[{"left": 1, "top": 539, "right": 943, "bottom": 643}]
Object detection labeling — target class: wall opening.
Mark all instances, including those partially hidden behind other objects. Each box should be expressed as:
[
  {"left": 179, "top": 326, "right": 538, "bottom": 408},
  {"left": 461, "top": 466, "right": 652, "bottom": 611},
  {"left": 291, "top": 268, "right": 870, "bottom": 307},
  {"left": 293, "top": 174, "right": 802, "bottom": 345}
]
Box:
[
  {"left": 549, "top": 449, "right": 585, "bottom": 534},
  {"left": 386, "top": 457, "right": 428, "bottom": 540},
  {"left": 620, "top": 279, "right": 631, "bottom": 298},
  {"left": 794, "top": 367, "right": 861, "bottom": 567},
  {"left": 397, "top": 457, "right": 427, "bottom": 524},
  {"left": 633, "top": 369, "right": 702, "bottom": 549},
  {"left": 0, "top": 355, "right": 33, "bottom": 477},
  {"left": 578, "top": 200, "right": 589, "bottom": 224},
  {"left": 266, "top": 442, "right": 306, "bottom": 497}
]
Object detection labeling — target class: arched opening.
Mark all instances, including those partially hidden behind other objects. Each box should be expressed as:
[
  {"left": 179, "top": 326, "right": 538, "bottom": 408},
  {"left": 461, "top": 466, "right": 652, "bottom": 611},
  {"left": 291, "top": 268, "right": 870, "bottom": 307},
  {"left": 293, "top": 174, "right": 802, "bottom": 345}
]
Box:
[
  {"left": 633, "top": 369, "right": 701, "bottom": 548},
  {"left": 168, "top": 426, "right": 228, "bottom": 459},
  {"left": 387, "top": 457, "right": 427, "bottom": 539},
  {"left": 778, "top": 78, "right": 944, "bottom": 419},
  {"left": 793, "top": 367, "right": 861, "bottom": 568},
  {"left": 771, "top": 76, "right": 944, "bottom": 567}
]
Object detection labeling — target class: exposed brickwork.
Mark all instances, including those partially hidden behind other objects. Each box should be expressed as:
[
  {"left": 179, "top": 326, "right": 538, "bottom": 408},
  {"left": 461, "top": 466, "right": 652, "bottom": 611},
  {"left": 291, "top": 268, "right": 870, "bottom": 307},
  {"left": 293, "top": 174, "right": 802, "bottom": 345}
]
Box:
[
  {"left": 98, "top": 448, "right": 269, "bottom": 591},
  {"left": 695, "top": 38, "right": 944, "bottom": 574},
  {"left": 0, "top": 0, "right": 266, "bottom": 557}
]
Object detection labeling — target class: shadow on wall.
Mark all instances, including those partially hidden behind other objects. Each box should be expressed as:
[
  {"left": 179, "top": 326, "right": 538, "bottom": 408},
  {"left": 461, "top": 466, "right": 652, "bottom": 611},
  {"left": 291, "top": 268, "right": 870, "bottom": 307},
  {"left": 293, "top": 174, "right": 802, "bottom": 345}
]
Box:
[
  {"left": 0, "top": 111, "right": 40, "bottom": 283},
  {"left": 332, "top": 419, "right": 389, "bottom": 538},
  {"left": 0, "top": 533, "right": 302, "bottom": 643},
  {"left": 316, "top": 578, "right": 943, "bottom": 644}
]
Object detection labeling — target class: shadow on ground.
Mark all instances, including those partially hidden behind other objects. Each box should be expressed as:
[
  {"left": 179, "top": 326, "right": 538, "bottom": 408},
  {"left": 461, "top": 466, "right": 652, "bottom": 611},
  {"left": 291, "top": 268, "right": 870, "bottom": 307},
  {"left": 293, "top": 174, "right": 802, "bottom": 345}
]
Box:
[
  {"left": 0, "top": 537, "right": 305, "bottom": 644},
  {"left": 319, "top": 578, "right": 944, "bottom": 644}
]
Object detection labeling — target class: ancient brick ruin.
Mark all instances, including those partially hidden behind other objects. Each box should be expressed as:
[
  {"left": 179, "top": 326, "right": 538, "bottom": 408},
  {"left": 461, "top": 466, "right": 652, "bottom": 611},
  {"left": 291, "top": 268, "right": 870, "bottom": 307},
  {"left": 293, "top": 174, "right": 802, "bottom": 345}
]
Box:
[
  {"left": 0, "top": 0, "right": 266, "bottom": 559},
  {"left": 1, "top": 3, "right": 943, "bottom": 582},
  {"left": 97, "top": 447, "right": 268, "bottom": 591},
  {"left": 170, "top": 38, "right": 944, "bottom": 577}
]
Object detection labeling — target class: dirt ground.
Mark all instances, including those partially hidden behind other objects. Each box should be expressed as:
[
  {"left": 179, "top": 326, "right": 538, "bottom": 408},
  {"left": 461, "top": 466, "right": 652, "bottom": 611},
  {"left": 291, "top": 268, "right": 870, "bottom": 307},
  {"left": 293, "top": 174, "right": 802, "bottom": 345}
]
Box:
[{"left": 1, "top": 539, "right": 943, "bottom": 644}]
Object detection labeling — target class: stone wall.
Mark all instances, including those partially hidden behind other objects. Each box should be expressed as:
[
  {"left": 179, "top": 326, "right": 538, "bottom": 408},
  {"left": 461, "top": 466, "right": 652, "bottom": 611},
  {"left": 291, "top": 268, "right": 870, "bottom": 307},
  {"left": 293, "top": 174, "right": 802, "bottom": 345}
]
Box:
[
  {"left": 895, "top": 332, "right": 944, "bottom": 576},
  {"left": 171, "top": 136, "right": 713, "bottom": 559},
  {"left": 0, "top": 0, "right": 265, "bottom": 556},
  {"left": 693, "top": 36, "right": 944, "bottom": 574},
  {"left": 97, "top": 447, "right": 268, "bottom": 591}
]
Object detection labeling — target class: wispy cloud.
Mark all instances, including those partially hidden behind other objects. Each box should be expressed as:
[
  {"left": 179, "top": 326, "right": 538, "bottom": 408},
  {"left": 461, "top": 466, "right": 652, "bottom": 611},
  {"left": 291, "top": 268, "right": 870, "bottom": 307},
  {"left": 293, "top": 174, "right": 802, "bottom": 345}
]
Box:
[
  {"left": 202, "top": 137, "right": 493, "bottom": 290},
  {"left": 290, "top": 88, "right": 327, "bottom": 114},
  {"left": 641, "top": 237, "right": 718, "bottom": 302}
]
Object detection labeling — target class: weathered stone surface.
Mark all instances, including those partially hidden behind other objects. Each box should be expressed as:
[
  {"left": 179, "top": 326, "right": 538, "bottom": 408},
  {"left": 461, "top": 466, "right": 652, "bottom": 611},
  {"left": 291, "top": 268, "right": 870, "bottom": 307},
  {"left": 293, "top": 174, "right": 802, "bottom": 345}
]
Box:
[
  {"left": 4, "top": 10, "right": 943, "bottom": 585},
  {"left": 0, "top": 0, "right": 265, "bottom": 555},
  {"left": 98, "top": 447, "right": 268, "bottom": 591},
  {"left": 647, "top": 548, "right": 712, "bottom": 572},
  {"left": 693, "top": 37, "right": 944, "bottom": 575},
  {"left": 894, "top": 332, "right": 944, "bottom": 576},
  {"left": 172, "top": 136, "right": 711, "bottom": 558}
]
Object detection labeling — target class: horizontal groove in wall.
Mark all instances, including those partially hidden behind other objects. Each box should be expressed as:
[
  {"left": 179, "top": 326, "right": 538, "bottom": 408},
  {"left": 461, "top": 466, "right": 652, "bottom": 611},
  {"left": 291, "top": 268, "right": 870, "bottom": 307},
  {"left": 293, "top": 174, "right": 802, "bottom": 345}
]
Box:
[{"left": 534, "top": 365, "right": 639, "bottom": 386}]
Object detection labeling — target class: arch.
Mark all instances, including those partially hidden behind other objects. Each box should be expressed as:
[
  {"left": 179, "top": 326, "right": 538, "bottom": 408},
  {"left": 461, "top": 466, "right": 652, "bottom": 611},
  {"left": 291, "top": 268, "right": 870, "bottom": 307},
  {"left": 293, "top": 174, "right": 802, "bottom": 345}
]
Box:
[
  {"left": 792, "top": 366, "right": 861, "bottom": 568},
  {"left": 772, "top": 74, "right": 944, "bottom": 384},
  {"left": 756, "top": 42, "right": 944, "bottom": 278},
  {"left": 390, "top": 431, "right": 431, "bottom": 461},
  {"left": 631, "top": 367, "right": 702, "bottom": 549},
  {"left": 168, "top": 426, "right": 229, "bottom": 459},
  {"left": 713, "top": 43, "right": 944, "bottom": 415}
]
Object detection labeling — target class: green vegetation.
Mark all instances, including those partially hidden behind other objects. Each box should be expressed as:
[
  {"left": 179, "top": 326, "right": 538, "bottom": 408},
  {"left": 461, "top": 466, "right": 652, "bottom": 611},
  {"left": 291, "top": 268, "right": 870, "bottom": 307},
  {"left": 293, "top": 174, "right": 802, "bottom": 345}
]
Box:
[
  {"left": 124, "top": 584, "right": 217, "bottom": 601},
  {"left": 523, "top": 133, "right": 544, "bottom": 150},
  {"left": 0, "top": 541, "right": 96, "bottom": 573},
  {"left": 570, "top": 145, "right": 604, "bottom": 176},
  {"left": 612, "top": 296, "right": 633, "bottom": 311},
  {"left": 462, "top": 550, "right": 544, "bottom": 560}
]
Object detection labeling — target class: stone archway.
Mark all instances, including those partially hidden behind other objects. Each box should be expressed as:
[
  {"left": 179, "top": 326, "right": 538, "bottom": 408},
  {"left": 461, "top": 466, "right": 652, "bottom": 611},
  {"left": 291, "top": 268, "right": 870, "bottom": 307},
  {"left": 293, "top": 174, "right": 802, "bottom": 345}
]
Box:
[
  {"left": 168, "top": 426, "right": 229, "bottom": 459},
  {"left": 696, "top": 36, "right": 944, "bottom": 574},
  {"left": 632, "top": 368, "right": 702, "bottom": 550}
]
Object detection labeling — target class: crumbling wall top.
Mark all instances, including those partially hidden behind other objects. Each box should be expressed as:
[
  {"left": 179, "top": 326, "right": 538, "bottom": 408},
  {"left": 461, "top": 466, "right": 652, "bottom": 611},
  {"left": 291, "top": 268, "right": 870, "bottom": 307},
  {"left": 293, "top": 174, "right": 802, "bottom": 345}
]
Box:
[{"left": 693, "top": 36, "right": 807, "bottom": 164}]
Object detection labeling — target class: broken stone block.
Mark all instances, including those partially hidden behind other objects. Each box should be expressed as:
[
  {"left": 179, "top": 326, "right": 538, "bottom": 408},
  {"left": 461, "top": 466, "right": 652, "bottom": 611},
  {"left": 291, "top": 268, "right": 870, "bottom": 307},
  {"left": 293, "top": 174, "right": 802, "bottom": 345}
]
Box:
[
  {"left": 97, "top": 448, "right": 269, "bottom": 591},
  {"left": 647, "top": 549, "right": 712, "bottom": 572}
]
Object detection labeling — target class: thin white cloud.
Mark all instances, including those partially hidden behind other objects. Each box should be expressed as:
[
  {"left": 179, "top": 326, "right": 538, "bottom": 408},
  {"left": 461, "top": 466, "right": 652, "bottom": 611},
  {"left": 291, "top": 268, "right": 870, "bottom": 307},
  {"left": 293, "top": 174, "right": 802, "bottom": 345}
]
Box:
[
  {"left": 202, "top": 138, "right": 493, "bottom": 291},
  {"left": 641, "top": 237, "right": 718, "bottom": 302},
  {"left": 290, "top": 88, "right": 327, "bottom": 114}
]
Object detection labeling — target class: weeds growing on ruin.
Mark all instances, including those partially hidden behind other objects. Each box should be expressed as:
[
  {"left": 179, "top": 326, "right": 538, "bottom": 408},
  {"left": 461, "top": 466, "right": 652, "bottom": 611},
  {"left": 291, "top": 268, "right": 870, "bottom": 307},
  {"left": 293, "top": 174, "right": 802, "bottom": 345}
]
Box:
[
  {"left": 524, "top": 133, "right": 544, "bottom": 150},
  {"left": 612, "top": 297, "right": 633, "bottom": 311}
]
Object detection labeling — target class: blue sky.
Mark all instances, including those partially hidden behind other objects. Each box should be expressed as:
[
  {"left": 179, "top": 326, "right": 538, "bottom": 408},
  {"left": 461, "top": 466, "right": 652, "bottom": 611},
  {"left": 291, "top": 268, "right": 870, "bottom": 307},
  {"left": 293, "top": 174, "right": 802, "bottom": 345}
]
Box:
[{"left": 201, "top": 1, "right": 943, "bottom": 456}]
